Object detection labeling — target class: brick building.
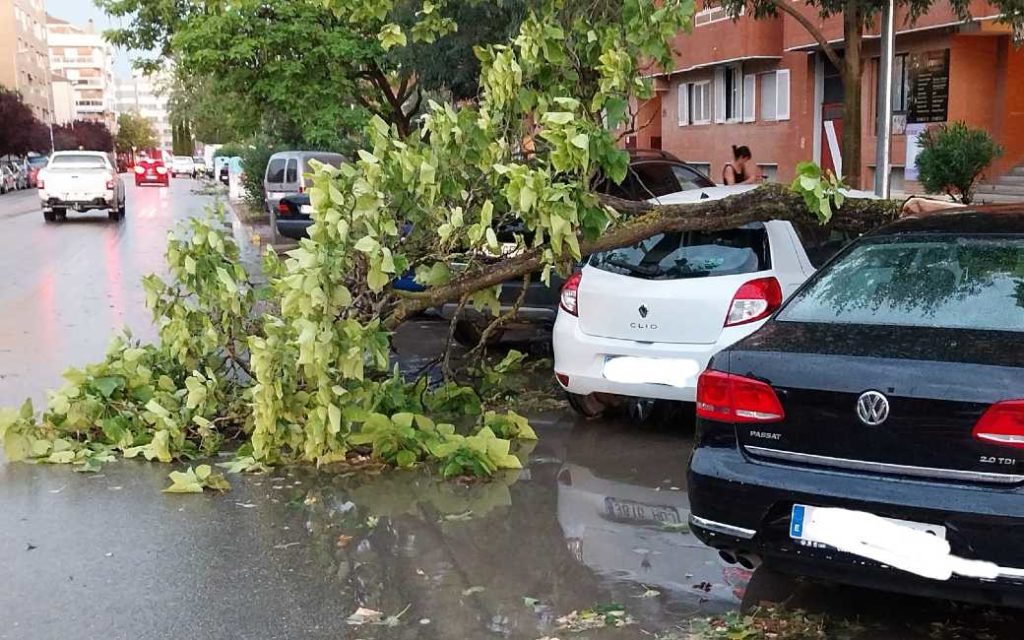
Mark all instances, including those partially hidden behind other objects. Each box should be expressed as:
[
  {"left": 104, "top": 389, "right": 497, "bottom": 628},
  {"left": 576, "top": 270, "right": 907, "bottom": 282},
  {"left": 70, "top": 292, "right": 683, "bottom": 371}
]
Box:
[{"left": 629, "top": 1, "right": 1024, "bottom": 199}]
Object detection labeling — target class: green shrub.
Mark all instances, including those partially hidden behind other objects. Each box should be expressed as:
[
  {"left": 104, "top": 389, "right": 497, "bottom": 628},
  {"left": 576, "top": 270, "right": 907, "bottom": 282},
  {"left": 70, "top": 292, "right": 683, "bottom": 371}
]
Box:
[
  {"left": 240, "top": 139, "right": 284, "bottom": 210},
  {"left": 915, "top": 121, "right": 1003, "bottom": 204},
  {"left": 213, "top": 143, "right": 246, "bottom": 158}
]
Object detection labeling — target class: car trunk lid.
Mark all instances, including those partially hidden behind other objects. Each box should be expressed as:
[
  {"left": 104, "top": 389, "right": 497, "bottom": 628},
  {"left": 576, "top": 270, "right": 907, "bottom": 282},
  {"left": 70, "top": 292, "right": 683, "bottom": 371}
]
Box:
[
  {"left": 729, "top": 322, "right": 1024, "bottom": 483},
  {"left": 576, "top": 224, "right": 774, "bottom": 345}
]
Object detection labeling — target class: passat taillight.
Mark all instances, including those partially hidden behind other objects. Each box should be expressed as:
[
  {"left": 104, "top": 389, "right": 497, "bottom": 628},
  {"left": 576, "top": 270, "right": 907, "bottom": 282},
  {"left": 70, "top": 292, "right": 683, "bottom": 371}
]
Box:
[
  {"left": 696, "top": 370, "right": 785, "bottom": 423},
  {"left": 725, "top": 277, "right": 783, "bottom": 327},
  {"left": 278, "top": 201, "right": 290, "bottom": 216},
  {"left": 972, "top": 400, "right": 1024, "bottom": 448},
  {"left": 560, "top": 271, "right": 582, "bottom": 316}
]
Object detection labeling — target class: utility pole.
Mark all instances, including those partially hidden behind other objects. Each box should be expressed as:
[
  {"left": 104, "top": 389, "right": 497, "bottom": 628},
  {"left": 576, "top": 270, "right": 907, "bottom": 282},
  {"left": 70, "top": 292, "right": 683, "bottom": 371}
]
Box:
[{"left": 874, "top": 0, "right": 896, "bottom": 198}]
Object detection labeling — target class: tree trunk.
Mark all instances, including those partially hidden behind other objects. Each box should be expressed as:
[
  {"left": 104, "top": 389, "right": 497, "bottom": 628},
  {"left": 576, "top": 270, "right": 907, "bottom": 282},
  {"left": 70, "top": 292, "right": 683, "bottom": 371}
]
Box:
[{"left": 841, "top": 3, "right": 864, "bottom": 188}]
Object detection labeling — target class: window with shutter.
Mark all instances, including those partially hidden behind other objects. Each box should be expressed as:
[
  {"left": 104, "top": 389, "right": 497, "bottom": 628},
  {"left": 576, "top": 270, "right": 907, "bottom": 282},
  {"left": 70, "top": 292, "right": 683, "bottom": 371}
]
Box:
[
  {"left": 677, "top": 82, "right": 689, "bottom": 126},
  {"left": 743, "top": 74, "right": 756, "bottom": 122},
  {"left": 714, "top": 68, "right": 726, "bottom": 123},
  {"left": 776, "top": 69, "right": 791, "bottom": 120},
  {"left": 759, "top": 72, "right": 778, "bottom": 121},
  {"left": 692, "top": 81, "right": 711, "bottom": 124}
]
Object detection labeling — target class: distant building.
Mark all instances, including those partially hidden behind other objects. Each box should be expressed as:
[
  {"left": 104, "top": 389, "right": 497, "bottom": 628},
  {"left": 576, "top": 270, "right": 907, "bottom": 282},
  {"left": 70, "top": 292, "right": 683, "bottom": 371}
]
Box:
[
  {"left": 0, "top": 0, "right": 53, "bottom": 122},
  {"left": 114, "top": 69, "right": 173, "bottom": 151},
  {"left": 46, "top": 14, "right": 116, "bottom": 131}
]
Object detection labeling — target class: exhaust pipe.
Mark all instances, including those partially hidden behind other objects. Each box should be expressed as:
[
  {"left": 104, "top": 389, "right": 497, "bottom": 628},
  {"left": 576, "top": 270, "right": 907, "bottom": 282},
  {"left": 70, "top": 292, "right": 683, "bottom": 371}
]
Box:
[
  {"left": 718, "top": 549, "right": 738, "bottom": 565},
  {"left": 735, "top": 551, "right": 762, "bottom": 570}
]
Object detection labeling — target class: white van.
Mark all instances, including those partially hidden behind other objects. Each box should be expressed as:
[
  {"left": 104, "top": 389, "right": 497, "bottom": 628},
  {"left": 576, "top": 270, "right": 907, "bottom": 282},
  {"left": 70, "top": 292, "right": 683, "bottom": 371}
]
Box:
[{"left": 263, "top": 151, "right": 344, "bottom": 213}]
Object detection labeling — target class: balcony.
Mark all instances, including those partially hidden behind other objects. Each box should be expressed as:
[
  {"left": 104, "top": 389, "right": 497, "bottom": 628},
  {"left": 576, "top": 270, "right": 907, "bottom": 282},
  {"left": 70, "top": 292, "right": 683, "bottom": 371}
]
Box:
[{"left": 663, "top": 9, "right": 784, "bottom": 75}]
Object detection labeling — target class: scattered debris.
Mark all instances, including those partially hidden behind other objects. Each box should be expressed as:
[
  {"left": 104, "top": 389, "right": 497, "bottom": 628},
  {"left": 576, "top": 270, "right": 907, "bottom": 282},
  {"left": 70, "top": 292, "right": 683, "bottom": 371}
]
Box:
[
  {"left": 462, "top": 586, "right": 486, "bottom": 596},
  {"left": 660, "top": 522, "right": 690, "bottom": 534},
  {"left": 346, "top": 607, "right": 383, "bottom": 626},
  {"left": 48, "top": 485, "right": 67, "bottom": 494},
  {"left": 272, "top": 542, "right": 301, "bottom": 550},
  {"left": 336, "top": 534, "right": 353, "bottom": 548},
  {"left": 636, "top": 588, "right": 661, "bottom": 599},
  {"left": 26, "top": 543, "right": 36, "bottom": 551},
  {"left": 234, "top": 502, "right": 257, "bottom": 508},
  {"left": 556, "top": 604, "right": 634, "bottom": 632}
]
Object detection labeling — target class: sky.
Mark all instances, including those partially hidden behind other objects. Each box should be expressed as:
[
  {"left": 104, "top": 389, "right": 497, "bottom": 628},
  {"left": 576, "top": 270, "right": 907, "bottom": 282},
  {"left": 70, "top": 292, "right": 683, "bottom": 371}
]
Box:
[{"left": 46, "top": 0, "right": 140, "bottom": 78}]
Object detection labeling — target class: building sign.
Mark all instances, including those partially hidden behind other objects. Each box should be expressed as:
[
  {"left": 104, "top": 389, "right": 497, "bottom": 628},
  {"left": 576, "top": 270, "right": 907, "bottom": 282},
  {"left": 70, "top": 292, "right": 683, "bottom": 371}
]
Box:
[
  {"left": 905, "top": 123, "right": 928, "bottom": 182},
  {"left": 907, "top": 49, "right": 950, "bottom": 124}
]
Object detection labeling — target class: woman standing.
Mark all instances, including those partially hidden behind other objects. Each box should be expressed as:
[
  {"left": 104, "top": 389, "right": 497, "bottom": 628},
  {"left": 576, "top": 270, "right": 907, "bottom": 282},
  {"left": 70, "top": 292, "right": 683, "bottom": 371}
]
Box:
[{"left": 722, "top": 145, "right": 762, "bottom": 185}]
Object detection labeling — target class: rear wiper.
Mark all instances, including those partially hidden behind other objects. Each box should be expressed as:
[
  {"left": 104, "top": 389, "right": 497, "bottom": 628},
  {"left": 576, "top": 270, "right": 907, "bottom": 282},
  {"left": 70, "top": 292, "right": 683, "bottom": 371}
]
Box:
[{"left": 603, "top": 257, "right": 660, "bottom": 277}]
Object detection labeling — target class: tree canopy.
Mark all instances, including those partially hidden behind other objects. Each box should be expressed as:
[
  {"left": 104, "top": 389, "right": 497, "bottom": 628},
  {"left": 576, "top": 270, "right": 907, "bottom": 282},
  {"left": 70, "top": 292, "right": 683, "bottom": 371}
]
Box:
[
  {"left": 53, "top": 121, "right": 114, "bottom": 152},
  {"left": 0, "top": 89, "right": 50, "bottom": 155},
  {"left": 115, "top": 111, "right": 158, "bottom": 152}
]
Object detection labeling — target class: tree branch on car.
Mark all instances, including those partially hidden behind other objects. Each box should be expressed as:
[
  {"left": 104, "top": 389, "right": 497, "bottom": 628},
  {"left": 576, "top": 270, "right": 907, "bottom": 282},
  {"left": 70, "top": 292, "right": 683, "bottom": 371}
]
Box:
[{"left": 384, "top": 184, "right": 902, "bottom": 329}]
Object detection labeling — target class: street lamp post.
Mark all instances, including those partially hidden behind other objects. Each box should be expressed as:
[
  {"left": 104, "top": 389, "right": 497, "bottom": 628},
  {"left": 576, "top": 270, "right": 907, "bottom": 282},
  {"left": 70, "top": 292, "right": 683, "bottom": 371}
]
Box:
[{"left": 874, "top": 0, "right": 896, "bottom": 198}]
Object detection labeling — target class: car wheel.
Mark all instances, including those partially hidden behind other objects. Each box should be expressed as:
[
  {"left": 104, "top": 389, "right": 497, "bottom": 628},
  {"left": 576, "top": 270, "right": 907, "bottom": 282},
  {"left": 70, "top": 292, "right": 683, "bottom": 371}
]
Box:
[
  {"left": 53, "top": 207, "right": 66, "bottom": 222},
  {"left": 43, "top": 210, "right": 56, "bottom": 223},
  {"left": 566, "top": 392, "right": 606, "bottom": 419},
  {"left": 452, "top": 319, "right": 504, "bottom": 348},
  {"left": 108, "top": 208, "right": 123, "bottom": 222}
]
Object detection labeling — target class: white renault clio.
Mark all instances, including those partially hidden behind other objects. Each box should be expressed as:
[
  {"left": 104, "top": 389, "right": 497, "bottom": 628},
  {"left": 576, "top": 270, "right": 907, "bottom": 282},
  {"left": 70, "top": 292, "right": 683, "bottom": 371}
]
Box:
[{"left": 553, "top": 185, "right": 818, "bottom": 418}]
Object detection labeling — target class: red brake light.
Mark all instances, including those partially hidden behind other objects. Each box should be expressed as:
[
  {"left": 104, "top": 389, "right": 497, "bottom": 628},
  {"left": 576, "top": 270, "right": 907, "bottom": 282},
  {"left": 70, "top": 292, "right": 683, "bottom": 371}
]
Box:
[
  {"left": 37, "top": 178, "right": 44, "bottom": 189},
  {"left": 106, "top": 175, "right": 115, "bottom": 189},
  {"left": 725, "top": 277, "right": 783, "bottom": 327},
  {"left": 973, "top": 401, "right": 1024, "bottom": 448},
  {"left": 298, "top": 185, "right": 304, "bottom": 194},
  {"left": 277, "top": 201, "right": 290, "bottom": 216},
  {"left": 134, "top": 166, "right": 145, "bottom": 174},
  {"left": 696, "top": 370, "right": 785, "bottom": 423},
  {"left": 560, "top": 271, "right": 582, "bottom": 316}
]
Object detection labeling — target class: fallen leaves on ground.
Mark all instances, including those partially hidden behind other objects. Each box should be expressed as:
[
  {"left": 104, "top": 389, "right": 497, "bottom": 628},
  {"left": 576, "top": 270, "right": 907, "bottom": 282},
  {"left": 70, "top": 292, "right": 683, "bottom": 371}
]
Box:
[
  {"left": 163, "top": 464, "right": 231, "bottom": 493},
  {"left": 555, "top": 603, "right": 634, "bottom": 632}
]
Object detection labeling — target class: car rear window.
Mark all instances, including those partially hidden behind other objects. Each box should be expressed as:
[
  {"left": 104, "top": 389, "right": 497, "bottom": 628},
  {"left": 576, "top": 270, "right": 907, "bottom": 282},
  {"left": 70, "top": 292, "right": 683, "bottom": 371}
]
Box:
[
  {"left": 50, "top": 154, "right": 107, "bottom": 168},
  {"left": 266, "top": 159, "right": 286, "bottom": 182},
  {"left": 779, "top": 236, "right": 1024, "bottom": 332},
  {"left": 588, "top": 224, "right": 771, "bottom": 280}
]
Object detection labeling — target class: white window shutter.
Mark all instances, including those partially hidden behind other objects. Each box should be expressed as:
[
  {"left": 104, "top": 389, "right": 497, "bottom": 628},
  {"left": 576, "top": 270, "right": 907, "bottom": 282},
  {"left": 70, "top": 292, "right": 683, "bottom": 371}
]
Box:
[
  {"left": 677, "top": 82, "right": 689, "bottom": 126},
  {"left": 742, "top": 74, "right": 756, "bottom": 122},
  {"left": 714, "top": 68, "right": 726, "bottom": 123},
  {"left": 776, "top": 69, "right": 791, "bottom": 121}
]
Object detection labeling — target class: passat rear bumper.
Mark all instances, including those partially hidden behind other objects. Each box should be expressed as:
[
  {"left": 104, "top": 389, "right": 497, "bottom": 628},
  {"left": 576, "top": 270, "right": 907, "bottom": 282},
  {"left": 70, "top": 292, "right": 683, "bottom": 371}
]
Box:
[{"left": 687, "top": 442, "right": 1024, "bottom": 606}]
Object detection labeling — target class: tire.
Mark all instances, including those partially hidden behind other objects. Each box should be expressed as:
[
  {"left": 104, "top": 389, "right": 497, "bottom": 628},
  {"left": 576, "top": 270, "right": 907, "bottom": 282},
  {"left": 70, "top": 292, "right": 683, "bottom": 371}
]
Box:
[
  {"left": 53, "top": 207, "right": 66, "bottom": 222},
  {"left": 108, "top": 208, "right": 123, "bottom": 222},
  {"left": 452, "top": 319, "right": 504, "bottom": 348},
  {"left": 566, "top": 392, "right": 606, "bottom": 419},
  {"left": 43, "top": 210, "right": 56, "bottom": 223}
]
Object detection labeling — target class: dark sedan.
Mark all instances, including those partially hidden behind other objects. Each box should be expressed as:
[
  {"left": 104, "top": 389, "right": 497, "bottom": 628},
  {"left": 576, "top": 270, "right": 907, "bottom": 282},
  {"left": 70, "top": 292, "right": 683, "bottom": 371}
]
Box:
[
  {"left": 275, "top": 193, "right": 313, "bottom": 240},
  {"left": 688, "top": 209, "right": 1024, "bottom": 607}
]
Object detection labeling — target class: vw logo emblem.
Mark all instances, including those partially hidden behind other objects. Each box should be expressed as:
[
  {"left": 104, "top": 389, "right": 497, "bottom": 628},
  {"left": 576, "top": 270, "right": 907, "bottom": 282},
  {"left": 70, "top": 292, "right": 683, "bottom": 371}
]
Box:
[
  {"left": 856, "top": 391, "right": 890, "bottom": 426},
  {"left": 638, "top": 304, "right": 649, "bottom": 318}
]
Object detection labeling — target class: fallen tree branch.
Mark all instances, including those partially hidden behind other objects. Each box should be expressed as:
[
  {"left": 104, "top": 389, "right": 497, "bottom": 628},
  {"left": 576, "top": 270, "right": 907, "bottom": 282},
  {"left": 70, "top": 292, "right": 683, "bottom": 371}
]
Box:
[{"left": 384, "top": 184, "right": 901, "bottom": 330}]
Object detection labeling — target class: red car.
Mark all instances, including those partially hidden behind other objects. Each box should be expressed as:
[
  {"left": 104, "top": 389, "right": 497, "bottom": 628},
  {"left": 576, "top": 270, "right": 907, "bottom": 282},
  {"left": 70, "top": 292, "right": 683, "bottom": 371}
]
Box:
[{"left": 134, "top": 159, "right": 170, "bottom": 187}]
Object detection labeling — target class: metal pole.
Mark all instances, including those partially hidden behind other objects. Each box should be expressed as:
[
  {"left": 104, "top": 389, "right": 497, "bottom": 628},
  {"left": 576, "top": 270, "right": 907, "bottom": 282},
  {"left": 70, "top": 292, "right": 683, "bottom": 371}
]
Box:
[{"left": 874, "top": 0, "right": 896, "bottom": 198}]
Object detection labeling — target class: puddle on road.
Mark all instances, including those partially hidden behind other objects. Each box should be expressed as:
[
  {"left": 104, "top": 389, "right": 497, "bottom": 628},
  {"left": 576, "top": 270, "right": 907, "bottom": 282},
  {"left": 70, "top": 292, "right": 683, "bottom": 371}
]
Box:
[{"left": 264, "top": 415, "right": 743, "bottom": 639}]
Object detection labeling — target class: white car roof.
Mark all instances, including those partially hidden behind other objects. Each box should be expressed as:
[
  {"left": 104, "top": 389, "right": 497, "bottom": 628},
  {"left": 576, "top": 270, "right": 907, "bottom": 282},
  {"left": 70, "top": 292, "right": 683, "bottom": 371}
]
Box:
[{"left": 51, "top": 151, "right": 107, "bottom": 157}]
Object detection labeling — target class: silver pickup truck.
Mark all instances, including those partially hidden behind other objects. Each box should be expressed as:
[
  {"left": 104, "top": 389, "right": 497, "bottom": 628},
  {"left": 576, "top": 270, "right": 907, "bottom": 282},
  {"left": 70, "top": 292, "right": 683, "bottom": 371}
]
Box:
[{"left": 38, "top": 151, "right": 126, "bottom": 223}]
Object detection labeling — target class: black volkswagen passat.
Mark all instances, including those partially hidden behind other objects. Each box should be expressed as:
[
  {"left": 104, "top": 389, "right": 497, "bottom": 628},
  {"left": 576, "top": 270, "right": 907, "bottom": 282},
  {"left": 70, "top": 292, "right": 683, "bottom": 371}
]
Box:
[{"left": 688, "top": 210, "right": 1024, "bottom": 606}]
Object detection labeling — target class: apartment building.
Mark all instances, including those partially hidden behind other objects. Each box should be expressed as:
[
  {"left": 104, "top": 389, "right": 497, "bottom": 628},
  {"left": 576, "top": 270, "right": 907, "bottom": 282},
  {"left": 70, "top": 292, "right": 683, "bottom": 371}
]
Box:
[
  {"left": 631, "top": 0, "right": 1024, "bottom": 196},
  {"left": 46, "top": 15, "right": 116, "bottom": 130},
  {"left": 0, "top": 0, "right": 52, "bottom": 121},
  {"left": 114, "top": 69, "right": 173, "bottom": 151}
]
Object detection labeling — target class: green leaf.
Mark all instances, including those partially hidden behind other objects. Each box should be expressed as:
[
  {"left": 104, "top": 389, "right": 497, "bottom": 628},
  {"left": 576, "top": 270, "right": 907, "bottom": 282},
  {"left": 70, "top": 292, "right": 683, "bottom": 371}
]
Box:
[
  {"left": 354, "top": 236, "right": 379, "bottom": 253},
  {"left": 92, "top": 376, "right": 123, "bottom": 398},
  {"left": 163, "top": 467, "right": 204, "bottom": 493},
  {"left": 395, "top": 450, "right": 417, "bottom": 468}
]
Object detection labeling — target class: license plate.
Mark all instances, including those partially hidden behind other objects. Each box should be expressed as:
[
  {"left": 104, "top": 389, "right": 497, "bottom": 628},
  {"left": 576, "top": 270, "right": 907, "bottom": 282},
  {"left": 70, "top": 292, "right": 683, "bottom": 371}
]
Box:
[
  {"left": 602, "top": 356, "right": 700, "bottom": 388},
  {"left": 790, "top": 504, "right": 946, "bottom": 547},
  {"left": 605, "top": 497, "right": 681, "bottom": 525},
  {"left": 299, "top": 204, "right": 313, "bottom": 214}
]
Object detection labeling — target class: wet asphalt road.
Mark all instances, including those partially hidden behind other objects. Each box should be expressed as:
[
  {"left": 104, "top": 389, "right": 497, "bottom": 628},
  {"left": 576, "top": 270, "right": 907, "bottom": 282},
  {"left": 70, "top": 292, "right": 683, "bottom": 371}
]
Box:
[{"left": 2, "top": 179, "right": 1024, "bottom": 638}]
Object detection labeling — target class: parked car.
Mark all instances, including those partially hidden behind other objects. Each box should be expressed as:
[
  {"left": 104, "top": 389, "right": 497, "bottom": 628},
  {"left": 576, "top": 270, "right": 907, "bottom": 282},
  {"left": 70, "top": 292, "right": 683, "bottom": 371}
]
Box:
[
  {"left": 38, "top": 151, "right": 126, "bottom": 222},
  {"left": 192, "top": 156, "right": 210, "bottom": 178},
  {"left": 12, "top": 162, "right": 29, "bottom": 189},
  {"left": 134, "top": 158, "right": 170, "bottom": 187},
  {"left": 552, "top": 184, "right": 818, "bottom": 418},
  {"left": 264, "top": 150, "right": 345, "bottom": 215},
  {"left": 1, "top": 164, "right": 17, "bottom": 193},
  {"left": 27, "top": 155, "right": 48, "bottom": 187},
  {"left": 170, "top": 155, "right": 196, "bottom": 178},
  {"left": 276, "top": 193, "right": 315, "bottom": 240},
  {"left": 687, "top": 209, "right": 1024, "bottom": 607},
  {"left": 442, "top": 150, "right": 720, "bottom": 347}
]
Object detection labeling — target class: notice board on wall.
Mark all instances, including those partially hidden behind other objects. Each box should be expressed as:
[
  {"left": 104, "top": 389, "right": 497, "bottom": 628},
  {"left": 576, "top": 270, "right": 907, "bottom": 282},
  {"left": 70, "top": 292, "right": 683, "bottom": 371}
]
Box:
[{"left": 907, "top": 49, "right": 950, "bottom": 124}]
